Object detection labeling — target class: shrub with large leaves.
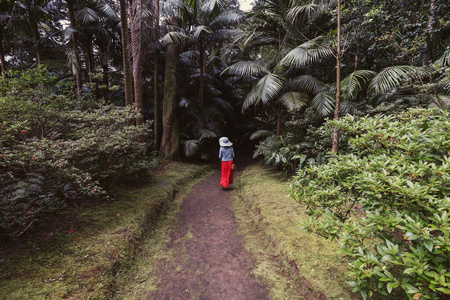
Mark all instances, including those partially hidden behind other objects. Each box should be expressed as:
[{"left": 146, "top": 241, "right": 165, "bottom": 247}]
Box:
[{"left": 290, "top": 108, "right": 450, "bottom": 299}]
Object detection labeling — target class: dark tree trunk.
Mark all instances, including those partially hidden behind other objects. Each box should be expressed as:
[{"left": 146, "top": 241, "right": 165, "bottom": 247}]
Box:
[
  {"left": 160, "top": 36, "right": 180, "bottom": 159},
  {"left": 332, "top": 0, "right": 341, "bottom": 155},
  {"left": 153, "top": 0, "right": 161, "bottom": 149},
  {"left": 86, "top": 38, "right": 94, "bottom": 83},
  {"left": 31, "top": 21, "right": 41, "bottom": 64},
  {"left": 426, "top": 0, "right": 436, "bottom": 61},
  {"left": 120, "top": 0, "right": 133, "bottom": 110},
  {"left": 68, "top": 0, "right": 82, "bottom": 96},
  {"left": 130, "top": 0, "right": 144, "bottom": 126}
]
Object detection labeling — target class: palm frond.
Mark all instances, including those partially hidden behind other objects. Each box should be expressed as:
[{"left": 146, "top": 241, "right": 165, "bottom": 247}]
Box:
[
  {"left": 341, "top": 70, "right": 376, "bottom": 101},
  {"left": 98, "top": 1, "right": 118, "bottom": 21},
  {"left": 77, "top": 7, "right": 99, "bottom": 24},
  {"left": 199, "top": 129, "right": 217, "bottom": 141},
  {"left": 183, "top": 139, "right": 199, "bottom": 157},
  {"left": 277, "top": 91, "right": 309, "bottom": 111},
  {"left": 202, "top": 0, "right": 225, "bottom": 13},
  {"left": 210, "top": 11, "right": 242, "bottom": 27},
  {"left": 288, "top": 75, "right": 324, "bottom": 95},
  {"left": 436, "top": 49, "right": 450, "bottom": 67},
  {"left": 191, "top": 25, "right": 212, "bottom": 39},
  {"left": 210, "top": 97, "right": 233, "bottom": 112},
  {"left": 277, "top": 44, "right": 333, "bottom": 70},
  {"left": 161, "top": 31, "right": 189, "bottom": 46},
  {"left": 249, "top": 130, "right": 274, "bottom": 140},
  {"left": 180, "top": 49, "right": 199, "bottom": 59},
  {"left": 221, "top": 61, "right": 270, "bottom": 77},
  {"left": 214, "top": 29, "right": 242, "bottom": 40},
  {"left": 310, "top": 91, "right": 335, "bottom": 117},
  {"left": 286, "top": 3, "right": 318, "bottom": 25},
  {"left": 241, "top": 31, "right": 278, "bottom": 49},
  {"left": 438, "top": 78, "right": 450, "bottom": 95},
  {"left": 242, "top": 73, "right": 285, "bottom": 111},
  {"left": 368, "top": 65, "right": 418, "bottom": 95}
]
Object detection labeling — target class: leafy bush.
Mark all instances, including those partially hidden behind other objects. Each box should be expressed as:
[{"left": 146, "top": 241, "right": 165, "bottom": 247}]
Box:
[
  {"left": 289, "top": 108, "right": 450, "bottom": 299},
  {"left": 0, "top": 67, "right": 155, "bottom": 239},
  {"left": 253, "top": 133, "right": 306, "bottom": 174}
]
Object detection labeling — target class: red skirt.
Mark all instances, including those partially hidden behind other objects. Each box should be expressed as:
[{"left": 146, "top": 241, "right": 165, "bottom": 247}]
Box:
[{"left": 220, "top": 161, "right": 234, "bottom": 188}]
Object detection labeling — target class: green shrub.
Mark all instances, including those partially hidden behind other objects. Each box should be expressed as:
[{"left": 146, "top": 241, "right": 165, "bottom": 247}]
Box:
[
  {"left": 289, "top": 108, "right": 450, "bottom": 299},
  {"left": 0, "top": 67, "right": 156, "bottom": 239}
]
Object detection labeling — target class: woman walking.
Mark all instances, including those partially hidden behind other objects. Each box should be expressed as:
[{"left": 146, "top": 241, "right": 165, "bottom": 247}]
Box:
[{"left": 219, "top": 137, "right": 235, "bottom": 189}]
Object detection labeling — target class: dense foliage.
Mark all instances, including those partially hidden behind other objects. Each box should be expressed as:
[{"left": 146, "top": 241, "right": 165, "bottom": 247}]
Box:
[
  {"left": 0, "top": 67, "right": 154, "bottom": 239},
  {"left": 290, "top": 108, "right": 450, "bottom": 299}
]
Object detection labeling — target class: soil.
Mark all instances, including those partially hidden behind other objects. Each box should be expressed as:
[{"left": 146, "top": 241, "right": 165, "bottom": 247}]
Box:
[{"left": 143, "top": 170, "right": 270, "bottom": 299}]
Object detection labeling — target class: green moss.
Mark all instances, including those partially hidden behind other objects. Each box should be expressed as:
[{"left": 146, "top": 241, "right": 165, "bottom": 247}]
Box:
[
  {"left": 234, "top": 164, "right": 357, "bottom": 300},
  {"left": 0, "top": 162, "right": 213, "bottom": 300}
]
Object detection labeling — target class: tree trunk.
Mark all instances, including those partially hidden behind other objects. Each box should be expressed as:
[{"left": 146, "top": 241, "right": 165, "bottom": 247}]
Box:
[
  {"left": 31, "top": 20, "right": 41, "bottom": 64},
  {"left": 426, "top": 0, "right": 436, "bottom": 61},
  {"left": 130, "top": 0, "right": 144, "bottom": 126},
  {"left": 199, "top": 36, "right": 205, "bottom": 106},
  {"left": 68, "top": 0, "right": 82, "bottom": 96},
  {"left": 160, "top": 35, "right": 180, "bottom": 159},
  {"left": 120, "top": 0, "right": 133, "bottom": 110},
  {"left": 0, "top": 29, "right": 6, "bottom": 74},
  {"left": 153, "top": 0, "right": 161, "bottom": 148},
  {"left": 86, "top": 38, "right": 94, "bottom": 83},
  {"left": 332, "top": 0, "right": 341, "bottom": 155}
]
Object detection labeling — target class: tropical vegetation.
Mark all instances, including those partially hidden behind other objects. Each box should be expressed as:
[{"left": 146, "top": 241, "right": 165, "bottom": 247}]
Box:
[{"left": 0, "top": 0, "right": 449, "bottom": 298}]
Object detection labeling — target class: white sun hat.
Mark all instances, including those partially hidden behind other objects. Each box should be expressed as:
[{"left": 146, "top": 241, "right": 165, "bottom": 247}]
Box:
[{"left": 219, "top": 137, "right": 233, "bottom": 147}]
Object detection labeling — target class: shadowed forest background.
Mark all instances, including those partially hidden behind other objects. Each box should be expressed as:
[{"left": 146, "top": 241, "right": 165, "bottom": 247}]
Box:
[{"left": 1, "top": 0, "right": 450, "bottom": 299}]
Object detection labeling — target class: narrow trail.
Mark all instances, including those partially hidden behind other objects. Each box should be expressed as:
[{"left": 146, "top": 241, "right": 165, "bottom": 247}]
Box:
[{"left": 123, "top": 168, "right": 270, "bottom": 299}]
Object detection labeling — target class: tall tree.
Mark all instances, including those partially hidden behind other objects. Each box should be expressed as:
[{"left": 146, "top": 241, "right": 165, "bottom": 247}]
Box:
[
  {"left": 67, "top": 0, "right": 82, "bottom": 96},
  {"left": 160, "top": 17, "right": 181, "bottom": 158},
  {"left": 153, "top": 0, "right": 161, "bottom": 148},
  {"left": 119, "top": 0, "right": 134, "bottom": 108},
  {"left": 130, "top": 0, "right": 144, "bottom": 126},
  {"left": 331, "top": 0, "right": 341, "bottom": 155}
]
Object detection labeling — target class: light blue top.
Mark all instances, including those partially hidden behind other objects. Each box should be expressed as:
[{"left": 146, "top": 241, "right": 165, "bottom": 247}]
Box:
[{"left": 219, "top": 146, "right": 235, "bottom": 162}]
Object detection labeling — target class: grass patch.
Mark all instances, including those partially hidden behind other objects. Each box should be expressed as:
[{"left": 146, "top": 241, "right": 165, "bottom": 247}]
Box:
[
  {"left": 234, "top": 163, "right": 359, "bottom": 300},
  {"left": 0, "top": 162, "right": 212, "bottom": 300}
]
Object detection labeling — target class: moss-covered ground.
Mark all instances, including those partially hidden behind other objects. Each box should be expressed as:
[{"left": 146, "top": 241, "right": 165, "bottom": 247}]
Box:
[
  {"left": 0, "top": 162, "right": 213, "bottom": 299},
  {"left": 233, "top": 164, "right": 359, "bottom": 300},
  {"left": 2, "top": 161, "right": 363, "bottom": 299}
]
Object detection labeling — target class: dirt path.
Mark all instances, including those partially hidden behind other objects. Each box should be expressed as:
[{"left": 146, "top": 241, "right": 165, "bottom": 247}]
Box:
[
  {"left": 121, "top": 169, "right": 270, "bottom": 299},
  {"left": 150, "top": 171, "right": 268, "bottom": 299}
]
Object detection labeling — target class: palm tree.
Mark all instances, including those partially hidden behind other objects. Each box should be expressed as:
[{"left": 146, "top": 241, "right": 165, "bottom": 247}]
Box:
[
  {"left": 160, "top": 16, "right": 182, "bottom": 158},
  {"left": 184, "top": 0, "right": 242, "bottom": 106},
  {"left": 130, "top": 0, "right": 144, "bottom": 126},
  {"left": 119, "top": 0, "right": 133, "bottom": 109},
  {"left": 67, "top": 0, "right": 82, "bottom": 96},
  {"left": 12, "top": 0, "right": 59, "bottom": 64},
  {"left": 332, "top": 0, "right": 341, "bottom": 154},
  {"left": 153, "top": 0, "right": 161, "bottom": 148}
]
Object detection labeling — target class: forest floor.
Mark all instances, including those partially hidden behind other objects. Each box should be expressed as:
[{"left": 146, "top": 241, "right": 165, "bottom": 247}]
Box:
[
  {"left": 116, "top": 159, "right": 352, "bottom": 299},
  {"left": 0, "top": 159, "right": 356, "bottom": 300}
]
